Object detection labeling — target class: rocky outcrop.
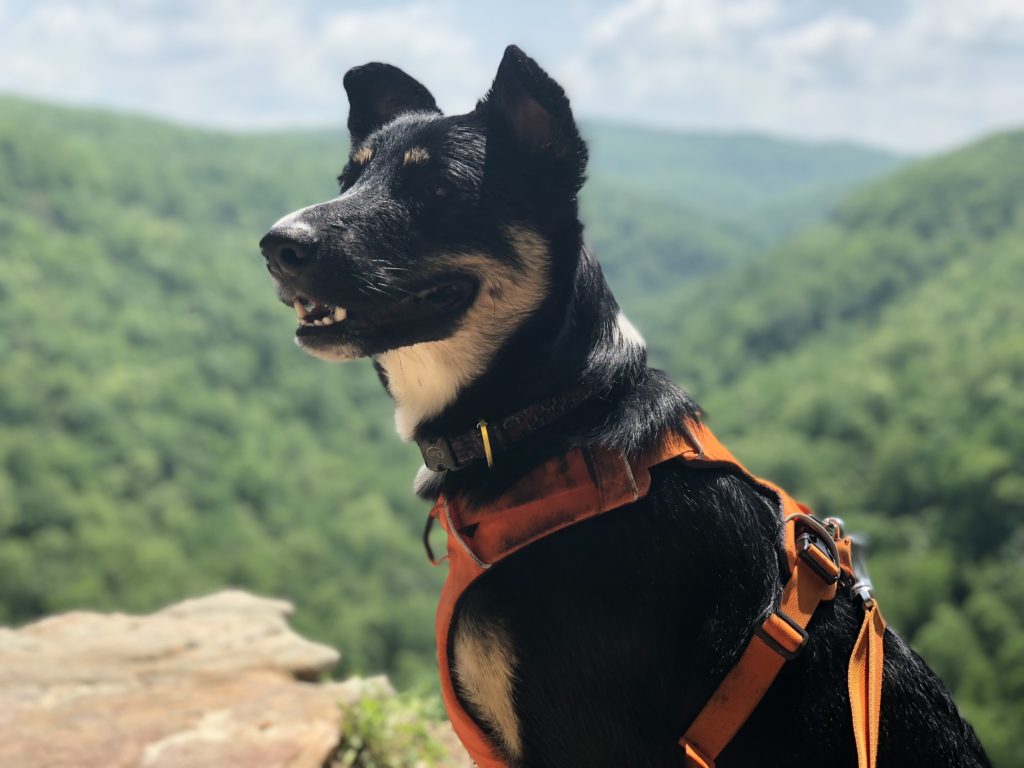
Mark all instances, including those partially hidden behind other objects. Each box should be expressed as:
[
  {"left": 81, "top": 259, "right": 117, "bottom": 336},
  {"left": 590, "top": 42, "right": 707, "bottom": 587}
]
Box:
[{"left": 0, "top": 591, "right": 468, "bottom": 768}]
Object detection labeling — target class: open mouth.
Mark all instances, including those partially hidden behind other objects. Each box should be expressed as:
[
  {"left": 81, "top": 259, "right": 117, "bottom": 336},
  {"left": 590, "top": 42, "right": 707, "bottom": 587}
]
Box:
[
  {"left": 293, "top": 298, "right": 349, "bottom": 328},
  {"left": 290, "top": 274, "right": 479, "bottom": 341}
]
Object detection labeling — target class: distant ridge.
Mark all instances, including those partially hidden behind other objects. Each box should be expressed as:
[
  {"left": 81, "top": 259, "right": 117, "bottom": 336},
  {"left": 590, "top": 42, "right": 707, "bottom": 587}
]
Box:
[
  {"left": 582, "top": 119, "right": 904, "bottom": 220},
  {"left": 1, "top": 92, "right": 901, "bottom": 228}
]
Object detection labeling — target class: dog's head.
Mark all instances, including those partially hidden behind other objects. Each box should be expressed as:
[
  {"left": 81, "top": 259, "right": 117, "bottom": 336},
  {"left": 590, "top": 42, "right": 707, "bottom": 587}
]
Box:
[{"left": 259, "top": 46, "right": 587, "bottom": 384}]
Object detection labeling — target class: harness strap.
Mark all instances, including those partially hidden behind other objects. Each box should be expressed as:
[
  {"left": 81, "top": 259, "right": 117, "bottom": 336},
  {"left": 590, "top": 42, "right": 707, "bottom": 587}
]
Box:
[
  {"left": 849, "top": 602, "right": 886, "bottom": 768},
  {"left": 680, "top": 514, "right": 842, "bottom": 767},
  {"left": 429, "top": 420, "right": 887, "bottom": 768}
]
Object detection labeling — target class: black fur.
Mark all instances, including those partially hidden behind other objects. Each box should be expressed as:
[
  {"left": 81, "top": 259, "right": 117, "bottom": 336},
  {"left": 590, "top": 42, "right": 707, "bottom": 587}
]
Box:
[{"left": 260, "top": 44, "right": 990, "bottom": 767}]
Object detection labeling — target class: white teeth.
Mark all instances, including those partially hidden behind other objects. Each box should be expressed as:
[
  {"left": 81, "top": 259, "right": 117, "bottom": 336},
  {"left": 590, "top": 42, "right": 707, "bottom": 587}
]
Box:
[{"left": 294, "top": 299, "right": 345, "bottom": 328}]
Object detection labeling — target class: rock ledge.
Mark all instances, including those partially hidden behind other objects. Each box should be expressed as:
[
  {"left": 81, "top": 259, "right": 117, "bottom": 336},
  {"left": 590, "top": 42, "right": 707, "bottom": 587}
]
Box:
[{"left": 0, "top": 590, "right": 453, "bottom": 768}]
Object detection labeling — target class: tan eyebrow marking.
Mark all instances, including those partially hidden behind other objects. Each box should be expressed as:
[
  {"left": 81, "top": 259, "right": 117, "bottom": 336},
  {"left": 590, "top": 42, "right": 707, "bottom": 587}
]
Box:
[
  {"left": 352, "top": 146, "right": 374, "bottom": 165},
  {"left": 403, "top": 147, "right": 431, "bottom": 166}
]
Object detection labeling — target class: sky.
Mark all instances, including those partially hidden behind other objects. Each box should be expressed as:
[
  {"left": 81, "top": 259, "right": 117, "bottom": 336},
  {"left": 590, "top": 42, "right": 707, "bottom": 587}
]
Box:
[{"left": 1, "top": 0, "right": 1022, "bottom": 151}]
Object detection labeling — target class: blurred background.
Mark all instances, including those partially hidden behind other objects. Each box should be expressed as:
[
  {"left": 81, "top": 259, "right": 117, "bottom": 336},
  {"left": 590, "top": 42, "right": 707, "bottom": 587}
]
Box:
[{"left": 1, "top": 1, "right": 1022, "bottom": 765}]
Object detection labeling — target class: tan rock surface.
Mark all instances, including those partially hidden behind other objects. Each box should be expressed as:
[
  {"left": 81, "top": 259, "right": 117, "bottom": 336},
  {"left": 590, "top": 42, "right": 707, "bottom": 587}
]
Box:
[{"left": 0, "top": 591, "right": 348, "bottom": 768}]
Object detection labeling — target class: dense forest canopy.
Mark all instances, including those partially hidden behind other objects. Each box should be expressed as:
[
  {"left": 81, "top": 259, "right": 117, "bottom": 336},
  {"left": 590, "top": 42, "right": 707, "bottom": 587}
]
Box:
[{"left": 1, "top": 96, "right": 1020, "bottom": 766}]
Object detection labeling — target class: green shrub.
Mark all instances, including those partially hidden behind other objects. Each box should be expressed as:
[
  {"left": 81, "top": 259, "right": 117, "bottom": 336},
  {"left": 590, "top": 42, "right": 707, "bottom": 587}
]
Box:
[{"left": 333, "top": 690, "right": 452, "bottom": 768}]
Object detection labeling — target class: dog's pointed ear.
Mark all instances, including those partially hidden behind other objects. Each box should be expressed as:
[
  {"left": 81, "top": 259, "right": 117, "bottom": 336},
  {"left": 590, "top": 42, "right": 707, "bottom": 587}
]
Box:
[
  {"left": 343, "top": 63, "right": 440, "bottom": 145},
  {"left": 477, "top": 45, "right": 586, "bottom": 182}
]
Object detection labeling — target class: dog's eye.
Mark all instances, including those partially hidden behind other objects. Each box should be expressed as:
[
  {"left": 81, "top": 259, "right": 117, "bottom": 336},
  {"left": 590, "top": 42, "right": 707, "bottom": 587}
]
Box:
[{"left": 401, "top": 171, "right": 456, "bottom": 205}]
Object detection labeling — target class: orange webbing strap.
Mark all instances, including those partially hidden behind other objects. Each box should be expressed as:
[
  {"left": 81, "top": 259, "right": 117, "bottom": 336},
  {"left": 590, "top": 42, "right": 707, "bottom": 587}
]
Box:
[
  {"left": 849, "top": 602, "right": 886, "bottom": 768},
  {"left": 679, "top": 516, "right": 842, "bottom": 768},
  {"left": 837, "top": 531, "right": 887, "bottom": 768}
]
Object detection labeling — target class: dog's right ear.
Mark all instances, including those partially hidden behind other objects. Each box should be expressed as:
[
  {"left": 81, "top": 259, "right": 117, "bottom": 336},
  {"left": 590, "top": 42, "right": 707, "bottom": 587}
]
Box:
[
  {"left": 343, "top": 63, "right": 440, "bottom": 145},
  {"left": 476, "top": 45, "right": 587, "bottom": 190}
]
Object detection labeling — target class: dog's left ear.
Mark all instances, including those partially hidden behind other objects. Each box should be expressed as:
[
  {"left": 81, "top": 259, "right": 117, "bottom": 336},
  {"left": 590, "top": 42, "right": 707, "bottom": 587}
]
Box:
[
  {"left": 478, "top": 45, "right": 587, "bottom": 186},
  {"left": 343, "top": 63, "right": 441, "bottom": 145}
]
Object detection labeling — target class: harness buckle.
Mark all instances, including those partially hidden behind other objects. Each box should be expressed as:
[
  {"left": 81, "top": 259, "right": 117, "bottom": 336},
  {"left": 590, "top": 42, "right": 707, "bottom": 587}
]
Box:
[
  {"left": 419, "top": 434, "right": 464, "bottom": 472},
  {"left": 787, "top": 513, "right": 842, "bottom": 585},
  {"left": 754, "top": 609, "right": 809, "bottom": 660}
]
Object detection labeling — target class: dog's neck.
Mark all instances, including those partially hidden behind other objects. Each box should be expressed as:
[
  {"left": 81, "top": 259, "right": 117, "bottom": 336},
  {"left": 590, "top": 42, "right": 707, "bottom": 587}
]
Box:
[
  {"left": 375, "top": 230, "right": 698, "bottom": 503},
  {"left": 375, "top": 226, "right": 554, "bottom": 443}
]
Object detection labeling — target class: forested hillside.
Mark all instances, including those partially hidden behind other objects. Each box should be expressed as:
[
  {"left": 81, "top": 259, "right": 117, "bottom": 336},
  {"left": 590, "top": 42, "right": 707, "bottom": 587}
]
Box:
[
  {"left": 583, "top": 121, "right": 903, "bottom": 239},
  {"left": 1, "top": 96, "right": 1020, "bottom": 764},
  {"left": 645, "top": 131, "right": 1024, "bottom": 766},
  {"left": 1, "top": 96, "right": 883, "bottom": 682}
]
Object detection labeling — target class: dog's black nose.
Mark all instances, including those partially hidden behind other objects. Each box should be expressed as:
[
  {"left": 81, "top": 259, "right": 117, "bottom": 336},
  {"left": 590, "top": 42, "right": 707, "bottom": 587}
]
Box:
[{"left": 259, "top": 228, "right": 318, "bottom": 275}]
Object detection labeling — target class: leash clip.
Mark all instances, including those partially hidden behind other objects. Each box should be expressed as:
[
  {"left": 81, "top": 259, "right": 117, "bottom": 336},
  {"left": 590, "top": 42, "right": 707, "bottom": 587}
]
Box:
[
  {"left": 848, "top": 533, "right": 875, "bottom": 608},
  {"left": 825, "top": 517, "right": 876, "bottom": 606}
]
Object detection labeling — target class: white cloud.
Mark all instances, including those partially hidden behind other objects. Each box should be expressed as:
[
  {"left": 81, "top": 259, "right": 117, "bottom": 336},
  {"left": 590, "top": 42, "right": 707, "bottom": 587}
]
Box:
[
  {"left": 585, "top": 0, "right": 778, "bottom": 47},
  {"left": 318, "top": 5, "right": 487, "bottom": 115},
  {"left": 0, "top": 1, "right": 488, "bottom": 128},
  {"left": 565, "top": 0, "right": 1024, "bottom": 149},
  {"left": 0, "top": 0, "right": 1021, "bottom": 149}
]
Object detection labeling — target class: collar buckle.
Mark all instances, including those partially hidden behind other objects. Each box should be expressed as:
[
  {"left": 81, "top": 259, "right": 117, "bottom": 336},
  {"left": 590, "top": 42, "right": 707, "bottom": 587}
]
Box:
[{"left": 419, "top": 434, "right": 464, "bottom": 472}]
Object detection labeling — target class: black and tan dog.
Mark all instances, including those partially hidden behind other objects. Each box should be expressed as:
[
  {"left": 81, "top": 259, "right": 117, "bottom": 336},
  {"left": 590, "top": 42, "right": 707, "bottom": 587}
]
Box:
[{"left": 259, "top": 45, "right": 989, "bottom": 768}]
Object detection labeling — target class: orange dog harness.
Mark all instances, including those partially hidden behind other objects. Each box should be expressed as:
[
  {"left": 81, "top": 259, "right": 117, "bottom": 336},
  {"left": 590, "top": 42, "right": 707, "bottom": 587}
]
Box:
[{"left": 427, "top": 421, "right": 885, "bottom": 768}]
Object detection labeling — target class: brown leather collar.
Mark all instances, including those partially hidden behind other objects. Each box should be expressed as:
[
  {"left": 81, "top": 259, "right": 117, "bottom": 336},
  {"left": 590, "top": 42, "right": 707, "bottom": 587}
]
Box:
[{"left": 416, "top": 387, "right": 593, "bottom": 472}]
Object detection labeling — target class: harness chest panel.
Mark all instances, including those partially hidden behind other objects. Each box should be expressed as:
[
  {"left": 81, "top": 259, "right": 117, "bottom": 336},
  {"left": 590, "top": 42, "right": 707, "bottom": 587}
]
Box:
[{"left": 427, "top": 421, "right": 883, "bottom": 768}]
